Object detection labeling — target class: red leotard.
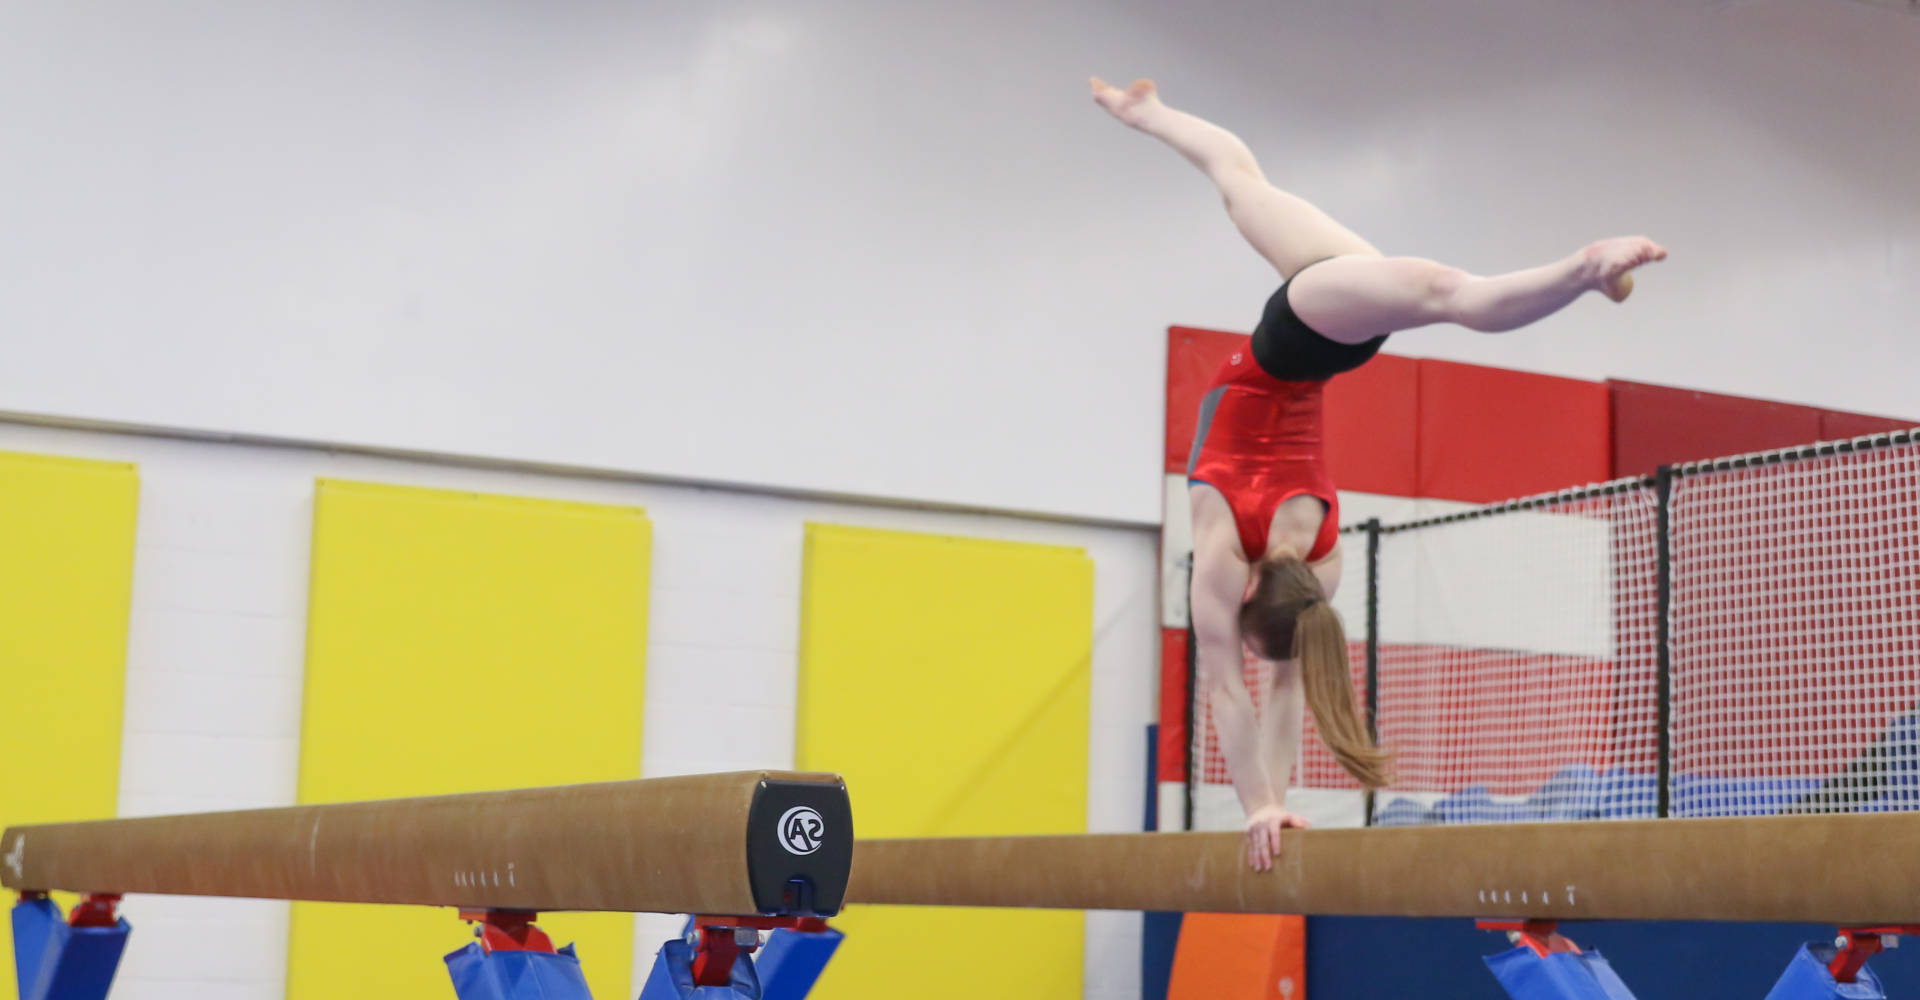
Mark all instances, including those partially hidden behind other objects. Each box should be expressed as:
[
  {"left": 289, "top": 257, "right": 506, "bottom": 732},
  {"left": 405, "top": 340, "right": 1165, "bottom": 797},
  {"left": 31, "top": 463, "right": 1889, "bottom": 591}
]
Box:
[{"left": 1186, "top": 348, "right": 1340, "bottom": 563}]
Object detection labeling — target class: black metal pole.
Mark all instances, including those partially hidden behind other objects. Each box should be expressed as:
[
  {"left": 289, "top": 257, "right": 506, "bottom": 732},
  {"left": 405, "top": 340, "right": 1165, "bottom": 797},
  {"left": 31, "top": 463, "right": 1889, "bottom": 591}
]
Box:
[
  {"left": 1364, "top": 517, "right": 1382, "bottom": 826},
  {"left": 1654, "top": 466, "right": 1675, "bottom": 819},
  {"left": 1183, "top": 565, "right": 1199, "bottom": 832}
]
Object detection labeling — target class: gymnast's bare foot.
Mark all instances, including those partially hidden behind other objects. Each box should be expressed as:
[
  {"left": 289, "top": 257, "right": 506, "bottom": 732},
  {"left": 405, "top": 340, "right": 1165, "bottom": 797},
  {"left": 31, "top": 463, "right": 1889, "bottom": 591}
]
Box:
[
  {"left": 1582, "top": 236, "right": 1669, "bottom": 302},
  {"left": 1090, "top": 76, "right": 1161, "bottom": 129}
]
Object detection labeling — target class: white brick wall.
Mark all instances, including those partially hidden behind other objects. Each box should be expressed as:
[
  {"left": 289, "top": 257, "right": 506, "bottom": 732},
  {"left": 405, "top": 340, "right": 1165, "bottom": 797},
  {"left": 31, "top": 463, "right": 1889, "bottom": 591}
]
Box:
[{"left": 1, "top": 419, "right": 1157, "bottom": 1000}]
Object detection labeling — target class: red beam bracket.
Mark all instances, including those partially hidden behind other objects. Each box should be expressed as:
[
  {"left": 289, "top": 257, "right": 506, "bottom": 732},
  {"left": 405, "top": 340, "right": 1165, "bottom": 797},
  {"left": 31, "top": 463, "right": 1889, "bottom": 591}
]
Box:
[
  {"left": 686, "top": 915, "right": 824, "bottom": 987},
  {"left": 68, "top": 894, "right": 122, "bottom": 928},
  {"left": 458, "top": 909, "right": 555, "bottom": 954},
  {"left": 1830, "top": 926, "right": 1920, "bottom": 984},
  {"left": 1478, "top": 919, "right": 1582, "bottom": 957}
]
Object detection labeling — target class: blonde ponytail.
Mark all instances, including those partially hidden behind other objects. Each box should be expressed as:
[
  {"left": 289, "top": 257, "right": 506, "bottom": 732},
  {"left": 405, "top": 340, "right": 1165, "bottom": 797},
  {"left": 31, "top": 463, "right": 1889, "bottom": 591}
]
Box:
[
  {"left": 1295, "top": 601, "right": 1393, "bottom": 789},
  {"left": 1239, "top": 556, "right": 1394, "bottom": 789}
]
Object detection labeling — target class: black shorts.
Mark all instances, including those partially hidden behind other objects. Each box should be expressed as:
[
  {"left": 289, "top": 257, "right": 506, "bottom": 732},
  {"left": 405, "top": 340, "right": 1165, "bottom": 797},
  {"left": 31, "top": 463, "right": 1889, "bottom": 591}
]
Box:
[{"left": 1249, "top": 260, "right": 1389, "bottom": 382}]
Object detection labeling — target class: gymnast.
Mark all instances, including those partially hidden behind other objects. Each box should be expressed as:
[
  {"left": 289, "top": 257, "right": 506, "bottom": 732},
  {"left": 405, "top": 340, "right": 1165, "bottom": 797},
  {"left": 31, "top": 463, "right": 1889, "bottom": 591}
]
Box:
[{"left": 1091, "top": 77, "right": 1666, "bottom": 871}]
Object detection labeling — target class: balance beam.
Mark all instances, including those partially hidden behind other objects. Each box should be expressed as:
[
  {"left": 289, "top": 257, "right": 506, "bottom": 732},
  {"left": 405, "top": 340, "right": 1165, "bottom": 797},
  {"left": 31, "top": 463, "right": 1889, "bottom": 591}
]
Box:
[
  {"left": 848, "top": 812, "right": 1919, "bottom": 924},
  {"left": 2, "top": 771, "right": 852, "bottom": 917}
]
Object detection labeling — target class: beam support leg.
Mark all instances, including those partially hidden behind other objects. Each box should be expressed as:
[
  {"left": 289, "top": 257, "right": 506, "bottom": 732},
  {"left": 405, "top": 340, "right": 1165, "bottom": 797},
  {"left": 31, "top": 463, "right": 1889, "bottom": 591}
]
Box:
[
  {"left": 754, "top": 918, "right": 840, "bottom": 1000},
  {"left": 444, "top": 909, "right": 593, "bottom": 1000},
  {"left": 11, "top": 892, "right": 131, "bottom": 1000},
  {"left": 1478, "top": 920, "right": 1638, "bottom": 1000},
  {"left": 640, "top": 916, "right": 837, "bottom": 1000},
  {"left": 1764, "top": 925, "right": 1919, "bottom": 1000}
]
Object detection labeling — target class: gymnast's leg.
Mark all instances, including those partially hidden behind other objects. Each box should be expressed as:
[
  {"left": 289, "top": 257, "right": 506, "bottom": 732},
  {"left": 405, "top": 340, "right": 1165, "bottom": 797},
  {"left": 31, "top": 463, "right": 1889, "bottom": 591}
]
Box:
[
  {"left": 1090, "top": 77, "right": 1381, "bottom": 279},
  {"left": 1283, "top": 240, "right": 1667, "bottom": 344},
  {"left": 1091, "top": 77, "right": 1667, "bottom": 345}
]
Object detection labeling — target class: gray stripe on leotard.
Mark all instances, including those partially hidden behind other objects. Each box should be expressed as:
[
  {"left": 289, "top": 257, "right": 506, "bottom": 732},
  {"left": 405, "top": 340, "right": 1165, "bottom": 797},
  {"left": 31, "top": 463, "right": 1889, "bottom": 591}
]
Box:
[{"left": 1186, "top": 385, "right": 1228, "bottom": 477}]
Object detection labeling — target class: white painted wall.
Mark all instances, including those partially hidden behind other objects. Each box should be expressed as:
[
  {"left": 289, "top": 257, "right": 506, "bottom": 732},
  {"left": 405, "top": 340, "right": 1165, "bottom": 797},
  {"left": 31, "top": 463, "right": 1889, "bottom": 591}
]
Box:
[
  {"left": 3, "top": 0, "right": 1915, "bottom": 525},
  {"left": 0, "top": 419, "right": 1155, "bottom": 1000}
]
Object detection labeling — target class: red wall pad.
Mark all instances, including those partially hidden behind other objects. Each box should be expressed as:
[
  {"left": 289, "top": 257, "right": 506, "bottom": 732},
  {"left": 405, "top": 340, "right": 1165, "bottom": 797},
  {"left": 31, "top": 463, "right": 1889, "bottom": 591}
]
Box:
[
  {"left": 1165, "top": 327, "right": 1252, "bottom": 474},
  {"left": 1821, "top": 409, "right": 1919, "bottom": 441},
  {"left": 1609, "top": 379, "right": 1824, "bottom": 478},
  {"left": 1157, "top": 628, "right": 1189, "bottom": 784},
  {"left": 1324, "top": 353, "right": 1419, "bottom": 497},
  {"left": 1416, "top": 360, "right": 1610, "bottom": 504}
]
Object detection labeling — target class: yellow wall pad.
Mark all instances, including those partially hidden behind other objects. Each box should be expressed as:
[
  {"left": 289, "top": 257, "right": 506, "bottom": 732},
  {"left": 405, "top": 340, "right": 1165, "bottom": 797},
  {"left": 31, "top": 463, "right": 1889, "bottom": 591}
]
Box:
[
  {"left": 796, "top": 524, "right": 1093, "bottom": 1000},
  {"left": 290, "top": 479, "right": 648, "bottom": 1000},
  {"left": 0, "top": 451, "right": 137, "bottom": 1000}
]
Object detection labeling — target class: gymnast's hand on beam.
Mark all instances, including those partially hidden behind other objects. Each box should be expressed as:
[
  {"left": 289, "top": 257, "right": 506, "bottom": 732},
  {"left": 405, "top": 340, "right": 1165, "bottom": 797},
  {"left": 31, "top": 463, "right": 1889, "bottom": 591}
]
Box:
[{"left": 1243, "top": 805, "right": 1310, "bottom": 872}]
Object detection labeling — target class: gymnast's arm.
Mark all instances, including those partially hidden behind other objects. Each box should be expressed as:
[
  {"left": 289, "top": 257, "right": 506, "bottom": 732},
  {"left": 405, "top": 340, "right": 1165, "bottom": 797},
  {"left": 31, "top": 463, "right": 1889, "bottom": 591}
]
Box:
[
  {"left": 1190, "top": 541, "right": 1276, "bottom": 816},
  {"left": 1191, "top": 537, "right": 1298, "bottom": 870},
  {"left": 1260, "top": 654, "right": 1305, "bottom": 821},
  {"left": 1241, "top": 541, "right": 1343, "bottom": 868}
]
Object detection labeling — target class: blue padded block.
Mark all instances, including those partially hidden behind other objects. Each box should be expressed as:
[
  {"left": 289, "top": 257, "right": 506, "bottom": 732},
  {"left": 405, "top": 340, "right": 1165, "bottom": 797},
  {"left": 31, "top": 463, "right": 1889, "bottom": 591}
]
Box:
[
  {"left": 1374, "top": 797, "right": 1436, "bottom": 827},
  {"left": 1530, "top": 764, "right": 1603, "bottom": 821},
  {"left": 1596, "top": 771, "right": 1657, "bottom": 819},
  {"left": 1670, "top": 776, "right": 1819, "bottom": 818},
  {"left": 1879, "top": 713, "right": 1920, "bottom": 794},
  {"left": 1495, "top": 802, "right": 1545, "bottom": 824},
  {"left": 1764, "top": 944, "right": 1885, "bottom": 1000},
  {"left": 1434, "top": 787, "right": 1495, "bottom": 825},
  {"left": 755, "top": 927, "right": 841, "bottom": 1000},
  {"left": 1485, "top": 946, "right": 1638, "bottom": 1000},
  {"left": 1434, "top": 787, "right": 1540, "bottom": 825},
  {"left": 639, "top": 939, "right": 763, "bottom": 999},
  {"left": 444, "top": 942, "right": 594, "bottom": 1000},
  {"left": 12, "top": 898, "right": 131, "bottom": 1000}
]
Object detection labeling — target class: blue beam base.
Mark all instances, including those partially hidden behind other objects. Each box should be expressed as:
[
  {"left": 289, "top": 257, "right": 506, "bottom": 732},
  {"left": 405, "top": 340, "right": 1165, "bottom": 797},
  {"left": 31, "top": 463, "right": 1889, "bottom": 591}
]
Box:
[
  {"left": 11, "top": 898, "right": 131, "bottom": 1000},
  {"left": 444, "top": 942, "right": 594, "bottom": 1000},
  {"left": 1765, "top": 945, "right": 1886, "bottom": 1000},
  {"left": 1485, "top": 947, "right": 1638, "bottom": 1000},
  {"left": 639, "top": 939, "right": 762, "bottom": 1000},
  {"left": 754, "top": 925, "right": 841, "bottom": 1000}
]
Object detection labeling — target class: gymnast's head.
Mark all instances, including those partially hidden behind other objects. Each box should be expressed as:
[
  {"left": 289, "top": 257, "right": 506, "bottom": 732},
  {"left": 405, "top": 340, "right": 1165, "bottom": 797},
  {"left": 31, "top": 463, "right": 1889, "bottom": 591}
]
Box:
[{"left": 1239, "top": 554, "right": 1394, "bottom": 789}]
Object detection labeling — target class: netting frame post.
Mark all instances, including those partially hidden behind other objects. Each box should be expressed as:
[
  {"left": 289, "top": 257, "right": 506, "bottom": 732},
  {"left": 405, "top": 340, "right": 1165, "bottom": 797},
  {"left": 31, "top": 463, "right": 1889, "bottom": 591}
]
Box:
[
  {"left": 1654, "top": 465, "right": 1675, "bottom": 820},
  {"left": 1183, "top": 612, "right": 1198, "bottom": 832},
  {"left": 1363, "top": 517, "right": 1382, "bottom": 827}
]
